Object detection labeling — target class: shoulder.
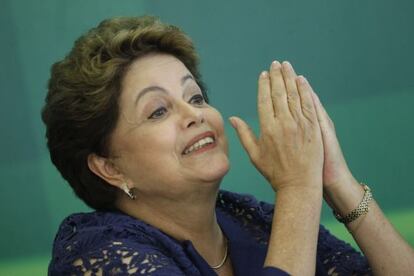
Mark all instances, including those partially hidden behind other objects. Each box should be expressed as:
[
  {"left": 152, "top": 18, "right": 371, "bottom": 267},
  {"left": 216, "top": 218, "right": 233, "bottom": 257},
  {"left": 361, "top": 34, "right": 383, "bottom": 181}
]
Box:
[
  {"left": 52, "top": 211, "right": 155, "bottom": 252},
  {"left": 49, "top": 211, "right": 186, "bottom": 275}
]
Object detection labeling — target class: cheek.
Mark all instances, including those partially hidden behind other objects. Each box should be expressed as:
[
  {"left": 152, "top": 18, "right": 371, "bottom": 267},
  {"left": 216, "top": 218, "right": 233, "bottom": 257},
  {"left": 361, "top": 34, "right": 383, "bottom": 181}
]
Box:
[
  {"left": 207, "top": 107, "right": 224, "bottom": 130},
  {"left": 120, "top": 125, "right": 178, "bottom": 168},
  {"left": 139, "top": 125, "right": 178, "bottom": 155},
  {"left": 207, "top": 108, "right": 228, "bottom": 150}
]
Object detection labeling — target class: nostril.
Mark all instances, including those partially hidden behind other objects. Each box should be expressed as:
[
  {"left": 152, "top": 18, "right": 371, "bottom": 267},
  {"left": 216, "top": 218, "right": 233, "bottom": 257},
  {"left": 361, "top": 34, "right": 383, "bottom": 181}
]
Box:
[
  {"left": 187, "top": 121, "right": 196, "bottom": 128},
  {"left": 186, "top": 116, "right": 204, "bottom": 128}
]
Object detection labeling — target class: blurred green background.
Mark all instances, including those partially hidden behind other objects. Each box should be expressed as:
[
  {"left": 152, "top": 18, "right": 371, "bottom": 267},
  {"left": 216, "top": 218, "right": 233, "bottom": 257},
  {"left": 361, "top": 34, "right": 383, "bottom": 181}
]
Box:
[{"left": 1, "top": 0, "right": 413, "bottom": 275}]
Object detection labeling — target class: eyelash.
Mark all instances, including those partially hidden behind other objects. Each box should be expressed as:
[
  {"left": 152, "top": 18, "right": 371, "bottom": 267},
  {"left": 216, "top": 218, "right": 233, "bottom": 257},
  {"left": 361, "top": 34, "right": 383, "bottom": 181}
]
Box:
[
  {"left": 189, "top": 94, "right": 205, "bottom": 105},
  {"left": 148, "top": 94, "right": 206, "bottom": 120}
]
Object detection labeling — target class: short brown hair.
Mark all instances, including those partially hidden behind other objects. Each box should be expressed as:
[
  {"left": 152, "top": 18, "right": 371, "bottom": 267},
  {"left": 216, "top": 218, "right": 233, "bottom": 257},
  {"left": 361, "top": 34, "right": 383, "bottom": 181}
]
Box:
[{"left": 41, "top": 16, "right": 208, "bottom": 210}]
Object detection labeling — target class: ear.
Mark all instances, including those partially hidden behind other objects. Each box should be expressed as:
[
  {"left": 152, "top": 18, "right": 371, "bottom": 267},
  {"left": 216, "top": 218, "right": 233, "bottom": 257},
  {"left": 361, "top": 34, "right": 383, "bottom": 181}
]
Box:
[{"left": 87, "top": 153, "right": 125, "bottom": 189}]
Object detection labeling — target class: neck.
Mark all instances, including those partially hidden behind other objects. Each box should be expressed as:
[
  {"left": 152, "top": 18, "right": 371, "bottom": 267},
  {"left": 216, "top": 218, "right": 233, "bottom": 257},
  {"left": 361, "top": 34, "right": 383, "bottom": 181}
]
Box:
[{"left": 116, "top": 186, "right": 226, "bottom": 266}]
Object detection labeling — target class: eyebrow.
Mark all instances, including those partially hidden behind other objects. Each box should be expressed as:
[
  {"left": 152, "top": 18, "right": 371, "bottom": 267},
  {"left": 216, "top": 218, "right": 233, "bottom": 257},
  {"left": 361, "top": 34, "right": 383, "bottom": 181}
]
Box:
[{"left": 134, "top": 74, "right": 195, "bottom": 106}]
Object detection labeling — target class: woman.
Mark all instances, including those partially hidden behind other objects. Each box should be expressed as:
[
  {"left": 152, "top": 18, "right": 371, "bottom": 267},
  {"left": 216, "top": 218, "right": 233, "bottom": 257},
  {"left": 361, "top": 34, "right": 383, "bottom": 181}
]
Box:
[{"left": 42, "top": 16, "right": 414, "bottom": 275}]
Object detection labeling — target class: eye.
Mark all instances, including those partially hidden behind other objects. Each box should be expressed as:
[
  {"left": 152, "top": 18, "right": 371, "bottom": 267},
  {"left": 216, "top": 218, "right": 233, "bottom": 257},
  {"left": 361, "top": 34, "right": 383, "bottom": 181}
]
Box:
[
  {"left": 189, "top": 94, "right": 205, "bottom": 105},
  {"left": 148, "top": 107, "right": 167, "bottom": 119}
]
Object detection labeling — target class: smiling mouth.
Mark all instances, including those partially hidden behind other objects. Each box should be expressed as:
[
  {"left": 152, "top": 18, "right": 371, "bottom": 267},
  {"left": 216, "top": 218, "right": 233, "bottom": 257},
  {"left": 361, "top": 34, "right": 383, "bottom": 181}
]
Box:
[
  {"left": 182, "top": 130, "right": 217, "bottom": 156},
  {"left": 183, "top": 136, "right": 215, "bottom": 155}
]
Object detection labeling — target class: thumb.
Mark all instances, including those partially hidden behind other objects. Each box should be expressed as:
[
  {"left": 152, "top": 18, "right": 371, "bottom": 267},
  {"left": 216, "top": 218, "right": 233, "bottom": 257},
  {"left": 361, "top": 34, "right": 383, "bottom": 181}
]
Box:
[
  {"left": 229, "top": 116, "right": 258, "bottom": 158},
  {"left": 310, "top": 91, "right": 334, "bottom": 132},
  {"left": 310, "top": 91, "right": 339, "bottom": 147}
]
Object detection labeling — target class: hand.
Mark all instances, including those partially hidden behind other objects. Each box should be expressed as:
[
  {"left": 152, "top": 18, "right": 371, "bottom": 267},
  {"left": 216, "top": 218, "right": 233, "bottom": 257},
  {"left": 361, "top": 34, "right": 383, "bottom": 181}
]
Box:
[
  {"left": 229, "top": 61, "right": 324, "bottom": 191},
  {"left": 309, "top": 90, "right": 355, "bottom": 192}
]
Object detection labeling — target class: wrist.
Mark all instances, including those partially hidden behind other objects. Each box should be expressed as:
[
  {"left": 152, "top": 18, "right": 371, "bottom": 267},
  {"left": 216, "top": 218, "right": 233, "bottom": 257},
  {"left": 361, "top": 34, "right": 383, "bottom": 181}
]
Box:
[
  {"left": 277, "top": 184, "right": 323, "bottom": 197},
  {"left": 323, "top": 169, "right": 354, "bottom": 191},
  {"left": 333, "top": 184, "right": 372, "bottom": 223},
  {"left": 272, "top": 174, "right": 323, "bottom": 193},
  {"left": 323, "top": 175, "right": 365, "bottom": 215},
  {"left": 275, "top": 184, "right": 323, "bottom": 208}
]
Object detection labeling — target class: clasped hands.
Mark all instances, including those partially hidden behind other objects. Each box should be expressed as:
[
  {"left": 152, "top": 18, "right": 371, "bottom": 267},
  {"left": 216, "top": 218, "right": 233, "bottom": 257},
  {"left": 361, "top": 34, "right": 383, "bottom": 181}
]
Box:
[{"left": 229, "top": 60, "right": 354, "bottom": 197}]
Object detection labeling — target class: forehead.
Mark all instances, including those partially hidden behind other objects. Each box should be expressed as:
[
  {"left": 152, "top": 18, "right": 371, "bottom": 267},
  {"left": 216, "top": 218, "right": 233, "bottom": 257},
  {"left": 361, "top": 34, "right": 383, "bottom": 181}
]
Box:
[{"left": 122, "top": 53, "right": 190, "bottom": 90}]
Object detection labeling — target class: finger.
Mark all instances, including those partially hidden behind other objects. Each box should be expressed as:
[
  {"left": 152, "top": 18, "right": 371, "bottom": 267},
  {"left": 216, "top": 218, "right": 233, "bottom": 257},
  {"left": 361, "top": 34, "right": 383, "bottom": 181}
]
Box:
[
  {"left": 269, "top": 61, "right": 291, "bottom": 118},
  {"left": 296, "top": 76, "right": 318, "bottom": 123},
  {"left": 282, "top": 61, "right": 302, "bottom": 121},
  {"left": 310, "top": 91, "right": 334, "bottom": 129},
  {"left": 257, "top": 71, "right": 275, "bottom": 131},
  {"left": 229, "top": 116, "right": 259, "bottom": 160}
]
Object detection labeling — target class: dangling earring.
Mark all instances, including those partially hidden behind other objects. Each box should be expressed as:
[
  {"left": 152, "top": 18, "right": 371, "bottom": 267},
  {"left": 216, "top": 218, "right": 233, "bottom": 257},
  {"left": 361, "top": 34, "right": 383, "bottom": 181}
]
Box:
[{"left": 121, "top": 183, "right": 136, "bottom": 200}]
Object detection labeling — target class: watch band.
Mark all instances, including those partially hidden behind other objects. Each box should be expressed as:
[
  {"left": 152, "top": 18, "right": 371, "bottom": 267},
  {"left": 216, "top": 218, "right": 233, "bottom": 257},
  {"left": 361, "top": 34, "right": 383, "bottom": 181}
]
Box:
[{"left": 333, "top": 184, "right": 372, "bottom": 224}]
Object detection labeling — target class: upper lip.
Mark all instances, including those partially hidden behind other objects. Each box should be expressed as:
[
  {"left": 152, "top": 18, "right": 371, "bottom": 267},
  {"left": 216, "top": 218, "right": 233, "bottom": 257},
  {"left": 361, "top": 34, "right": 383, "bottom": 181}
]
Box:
[{"left": 182, "top": 131, "right": 216, "bottom": 154}]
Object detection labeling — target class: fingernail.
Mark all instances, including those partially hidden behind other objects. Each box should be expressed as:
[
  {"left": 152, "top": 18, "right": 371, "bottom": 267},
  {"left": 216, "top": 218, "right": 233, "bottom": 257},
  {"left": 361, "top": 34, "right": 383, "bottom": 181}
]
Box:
[
  {"left": 271, "top": 60, "right": 280, "bottom": 69},
  {"left": 260, "top": 71, "right": 268, "bottom": 78},
  {"left": 229, "top": 117, "right": 238, "bottom": 128},
  {"left": 282, "top": 61, "right": 291, "bottom": 68},
  {"left": 298, "top": 75, "right": 307, "bottom": 84}
]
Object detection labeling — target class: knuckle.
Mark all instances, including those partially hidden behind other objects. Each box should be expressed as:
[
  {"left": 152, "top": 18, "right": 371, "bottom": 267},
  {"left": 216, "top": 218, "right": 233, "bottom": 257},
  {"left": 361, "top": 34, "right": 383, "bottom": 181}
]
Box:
[
  {"left": 302, "top": 113, "right": 318, "bottom": 126},
  {"left": 272, "top": 90, "right": 284, "bottom": 98},
  {"left": 302, "top": 102, "right": 314, "bottom": 114},
  {"left": 287, "top": 90, "right": 299, "bottom": 100},
  {"left": 287, "top": 96, "right": 298, "bottom": 106}
]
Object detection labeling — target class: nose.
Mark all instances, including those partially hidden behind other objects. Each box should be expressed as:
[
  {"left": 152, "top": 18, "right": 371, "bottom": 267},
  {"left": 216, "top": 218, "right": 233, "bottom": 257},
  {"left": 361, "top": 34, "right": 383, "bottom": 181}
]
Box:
[{"left": 179, "top": 101, "right": 205, "bottom": 129}]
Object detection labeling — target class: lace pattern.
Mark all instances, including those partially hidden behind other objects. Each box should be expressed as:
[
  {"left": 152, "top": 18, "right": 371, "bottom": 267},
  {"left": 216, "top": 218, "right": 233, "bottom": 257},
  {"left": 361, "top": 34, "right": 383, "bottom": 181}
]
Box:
[
  {"left": 71, "top": 241, "right": 174, "bottom": 275},
  {"left": 49, "top": 190, "right": 372, "bottom": 275},
  {"left": 217, "top": 191, "right": 372, "bottom": 275},
  {"left": 49, "top": 212, "right": 193, "bottom": 275}
]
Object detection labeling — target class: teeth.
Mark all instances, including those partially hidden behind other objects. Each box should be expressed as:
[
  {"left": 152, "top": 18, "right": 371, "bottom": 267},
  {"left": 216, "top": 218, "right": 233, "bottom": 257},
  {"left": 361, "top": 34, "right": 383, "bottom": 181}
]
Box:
[{"left": 184, "top": 137, "right": 214, "bottom": 155}]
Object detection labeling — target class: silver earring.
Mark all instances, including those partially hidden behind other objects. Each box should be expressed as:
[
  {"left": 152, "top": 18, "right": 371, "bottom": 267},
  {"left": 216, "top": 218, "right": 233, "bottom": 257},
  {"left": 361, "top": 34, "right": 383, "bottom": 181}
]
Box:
[{"left": 121, "top": 183, "right": 136, "bottom": 200}]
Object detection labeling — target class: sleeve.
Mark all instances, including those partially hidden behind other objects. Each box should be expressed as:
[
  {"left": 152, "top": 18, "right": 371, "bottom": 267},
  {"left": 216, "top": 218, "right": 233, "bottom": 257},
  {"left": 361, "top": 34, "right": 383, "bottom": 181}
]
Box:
[
  {"left": 317, "top": 225, "right": 372, "bottom": 275},
  {"left": 48, "top": 239, "right": 185, "bottom": 276}
]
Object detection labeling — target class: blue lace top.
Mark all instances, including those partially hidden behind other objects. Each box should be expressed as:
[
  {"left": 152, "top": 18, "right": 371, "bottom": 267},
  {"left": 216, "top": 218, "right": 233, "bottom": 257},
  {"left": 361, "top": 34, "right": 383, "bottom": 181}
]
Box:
[{"left": 49, "top": 190, "right": 372, "bottom": 275}]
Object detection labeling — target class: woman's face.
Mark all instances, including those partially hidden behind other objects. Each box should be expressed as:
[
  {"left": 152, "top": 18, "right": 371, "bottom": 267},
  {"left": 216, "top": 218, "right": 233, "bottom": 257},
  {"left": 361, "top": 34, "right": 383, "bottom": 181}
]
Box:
[{"left": 109, "top": 53, "right": 229, "bottom": 198}]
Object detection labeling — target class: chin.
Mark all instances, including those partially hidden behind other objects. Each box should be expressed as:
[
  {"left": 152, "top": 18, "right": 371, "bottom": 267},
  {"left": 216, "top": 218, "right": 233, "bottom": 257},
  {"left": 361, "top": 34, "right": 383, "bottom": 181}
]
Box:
[{"left": 198, "top": 155, "right": 230, "bottom": 183}]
